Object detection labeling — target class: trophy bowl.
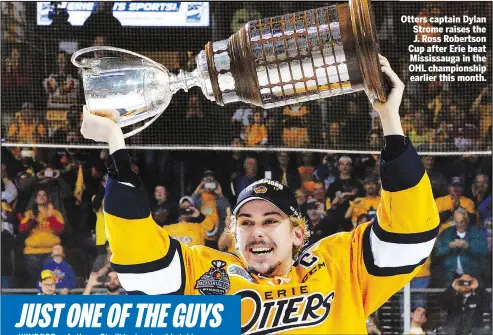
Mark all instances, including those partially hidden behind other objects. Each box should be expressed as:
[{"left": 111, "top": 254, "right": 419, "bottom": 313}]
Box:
[{"left": 72, "top": 47, "right": 174, "bottom": 138}]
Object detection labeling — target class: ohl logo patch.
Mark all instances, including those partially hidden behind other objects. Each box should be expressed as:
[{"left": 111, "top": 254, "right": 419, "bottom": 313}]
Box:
[{"left": 195, "top": 260, "right": 230, "bottom": 295}]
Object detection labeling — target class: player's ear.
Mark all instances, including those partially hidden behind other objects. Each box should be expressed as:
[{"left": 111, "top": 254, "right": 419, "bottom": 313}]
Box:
[{"left": 291, "top": 224, "right": 304, "bottom": 248}]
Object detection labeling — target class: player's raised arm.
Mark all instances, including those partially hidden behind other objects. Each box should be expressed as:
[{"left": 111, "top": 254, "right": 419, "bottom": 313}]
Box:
[
  {"left": 352, "top": 56, "right": 439, "bottom": 314},
  {"left": 80, "top": 108, "right": 184, "bottom": 294}
]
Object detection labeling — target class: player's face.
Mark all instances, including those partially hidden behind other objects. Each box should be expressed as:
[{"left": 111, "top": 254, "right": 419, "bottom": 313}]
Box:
[
  {"left": 40, "top": 278, "right": 56, "bottom": 295},
  {"left": 236, "top": 200, "right": 303, "bottom": 277}
]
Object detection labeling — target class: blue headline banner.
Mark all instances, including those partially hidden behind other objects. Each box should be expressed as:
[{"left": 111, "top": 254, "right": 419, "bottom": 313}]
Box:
[{"left": 1, "top": 295, "right": 241, "bottom": 335}]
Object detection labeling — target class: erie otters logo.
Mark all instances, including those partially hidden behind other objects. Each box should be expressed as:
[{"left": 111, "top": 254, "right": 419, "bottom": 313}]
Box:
[
  {"left": 195, "top": 260, "right": 230, "bottom": 295},
  {"left": 237, "top": 289, "right": 335, "bottom": 335}
]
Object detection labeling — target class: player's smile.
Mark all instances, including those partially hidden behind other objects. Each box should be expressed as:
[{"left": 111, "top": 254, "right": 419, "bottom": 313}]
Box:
[{"left": 248, "top": 245, "right": 275, "bottom": 259}]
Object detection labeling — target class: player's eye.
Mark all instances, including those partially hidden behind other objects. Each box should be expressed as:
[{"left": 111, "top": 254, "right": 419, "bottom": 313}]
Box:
[
  {"left": 263, "top": 219, "right": 278, "bottom": 225},
  {"left": 240, "top": 220, "right": 254, "bottom": 227}
]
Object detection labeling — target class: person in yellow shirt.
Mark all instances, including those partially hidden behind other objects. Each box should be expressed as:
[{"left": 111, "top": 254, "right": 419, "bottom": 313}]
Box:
[
  {"left": 19, "top": 188, "right": 64, "bottom": 287},
  {"left": 345, "top": 175, "right": 381, "bottom": 227},
  {"left": 244, "top": 108, "right": 267, "bottom": 146},
  {"left": 191, "top": 171, "right": 231, "bottom": 246},
  {"left": 163, "top": 199, "right": 216, "bottom": 247},
  {"left": 7, "top": 102, "right": 46, "bottom": 143},
  {"left": 407, "top": 111, "right": 435, "bottom": 149},
  {"left": 298, "top": 152, "right": 316, "bottom": 193},
  {"left": 435, "top": 176, "right": 476, "bottom": 229}
]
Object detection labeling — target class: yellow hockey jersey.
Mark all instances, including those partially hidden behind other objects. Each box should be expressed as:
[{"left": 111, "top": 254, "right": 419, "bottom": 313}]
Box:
[{"left": 103, "top": 141, "right": 439, "bottom": 334}]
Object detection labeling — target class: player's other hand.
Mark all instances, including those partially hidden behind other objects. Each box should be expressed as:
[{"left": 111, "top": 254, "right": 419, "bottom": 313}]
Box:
[
  {"left": 371, "top": 54, "right": 405, "bottom": 120},
  {"left": 81, "top": 106, "right": 122, "bottom": 143}
]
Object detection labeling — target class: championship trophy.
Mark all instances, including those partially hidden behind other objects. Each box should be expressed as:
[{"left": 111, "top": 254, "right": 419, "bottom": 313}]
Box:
[{"left": 72, "top": 0, "right": 386, "bottom": 137}]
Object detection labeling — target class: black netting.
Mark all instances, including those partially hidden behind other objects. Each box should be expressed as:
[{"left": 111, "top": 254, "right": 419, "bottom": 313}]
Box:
[{"left": 1, "top": 2, "right": 491, "bottom": 153}]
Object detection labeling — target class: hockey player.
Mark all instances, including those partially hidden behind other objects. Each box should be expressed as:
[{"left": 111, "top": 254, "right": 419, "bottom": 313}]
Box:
[{"left": 80, "top": 55, "right": 439, "bottom": 334}]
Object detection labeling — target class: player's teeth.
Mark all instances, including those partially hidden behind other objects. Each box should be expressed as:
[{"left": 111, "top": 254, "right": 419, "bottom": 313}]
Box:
[{"left": 251, "top": 247, "right": 271, "bottom": 252}]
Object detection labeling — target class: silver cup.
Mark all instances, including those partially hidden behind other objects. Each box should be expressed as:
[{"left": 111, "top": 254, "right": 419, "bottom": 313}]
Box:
[{"left": 72, "top": 0, "right": 385, "bottom": 137}]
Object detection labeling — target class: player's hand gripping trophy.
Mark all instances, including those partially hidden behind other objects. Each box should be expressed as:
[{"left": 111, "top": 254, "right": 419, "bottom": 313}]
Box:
[{"left": 72, "top": 0, "right": 387, "bottom": 137}]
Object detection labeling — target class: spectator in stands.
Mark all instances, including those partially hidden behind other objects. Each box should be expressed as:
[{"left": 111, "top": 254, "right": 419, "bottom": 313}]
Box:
[
  {"left": 271, "top": 152, "right": 301, "bottom": 190},
  {"left": 230, "top": 3, "right": 262, "bottom": 33},
  {"left": 1, "top": 47, "right": 29, "bottom": 112},
  {"left": 163, "top": 203, "right": 216, "bottom": 247},
  {"left": 7, "top": 102, "right": 46, "bottom": 143},
  {"left": 232, "top": 105, "right": 253, "bottom": 139},
  {"left": 244, "top": 107, "right": 268, "bottom": 147},
  {"left": 92, "top": 241, "right": 111, "bottom": 276},
  {"left": 306, "top": 199, "right": 339, "bottom": 246},
  {"left": 326, "top": 121, "right": 343, "bottom": 148},
  {"left": 440, "top": 274, "right": 490, "bottom": 335},
  {"left": 341, "top": 100, "right": 371, "bottom": 149},
  {"left": 42, "top": 244, "right": 76, "bottom": 294},
  {"left": 310, "top": 182, "right": 329, "bottom": 217},
  {"left": 326, "top": 156, "right": 362, "bottom": 231},
  {"left": 452, "top": 110, "right": 478, "bottom": 152},
  {"left": 295, "top": 188, "right": 308, "bottom": 218},
  {"left": 38, "top": 270, "right": 57, "bottom": 295},
  {"left": 83, "top": 270, "right": 122, "bottom": 295},
  {"left": 470, "top": 85, "right": 492, "bottom": 143},
  {"left": 1, "top": 165, "right": 16, "bottom": 288},
  {"left": 191, "top": 170, "right": 230, "bottom": 242},
  {"left": 298, "top": 152, "right": 316, "bottom": 193},
  {"left": 422, "top": 155, "right": 448, "bottom": 198},
  {"left": 184, "top": 93, "right": 206, "bottom": 142},
  {"left": 434, "top": 208, "right": 488, "bottom": 285},
  {"left": 19, "top": 188, "right": 64, "bottom": 287},
  {"left": 409, "top": 307, "right": 428, "bottom": 335},
  {"left": 345, "top": 175, "right": 380, "bottom": 228},
  {"left": 313, "top": 154, "right": 337, "bottom": 190},
  {"left": 355, "top": 213, "right": 371, "bottom": 229},
  {"left": 83, "top": 2, "right": 122, "bottom": 39},
  {"left": 366, "top": 314, "right": 382, "bottom": 335},
  {"left": 43, "top": 52, "right": 79, "bottom": 110},
  {"left": 407, "top": 110, "right": 435, "bottom": 149},
  {"left": 151, "top": 185, "right": 179, "bottom": 227},
  {"left": 234, "top": 156, "right": 259, "bottom": 195},
  {"left": 435, "top": 176, "right": 476, "bottom": 228},
  {"left": 471, "top": 174, "right": 490, "bottom": 214},
  {"left": 282, "top": 103, "right": 310, "bottom": 147}
]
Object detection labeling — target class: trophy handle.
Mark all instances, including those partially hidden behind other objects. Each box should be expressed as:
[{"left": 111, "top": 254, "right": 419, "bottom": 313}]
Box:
[{"left": 71, "top": 46, "right": 168, "bottom": 72}]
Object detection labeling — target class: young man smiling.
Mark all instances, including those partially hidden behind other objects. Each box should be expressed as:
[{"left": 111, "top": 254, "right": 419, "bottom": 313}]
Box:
[{"left": 80, "top": 55, "right": 439, "bottom": 334}]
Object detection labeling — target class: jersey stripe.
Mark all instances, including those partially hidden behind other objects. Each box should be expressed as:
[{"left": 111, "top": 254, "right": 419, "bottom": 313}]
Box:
[
  {"left": 111, "top": 237, "right": 178, "bottom": 273},
  {"left": 362, "top": 224, "right": 433, "bottom": 277},
  {"left": 369, "top": 225, "right": 435, "bottom": 268},
  {"left": 116, "top": 251, "right": 183, "bottom": 295},
  {"left": 372, "top": 217, "right": 439, "bottom": 244}
]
